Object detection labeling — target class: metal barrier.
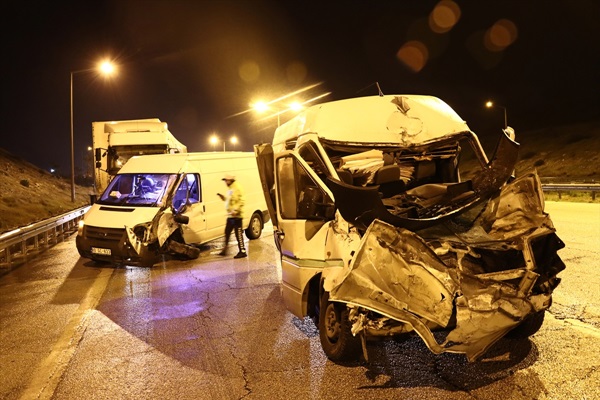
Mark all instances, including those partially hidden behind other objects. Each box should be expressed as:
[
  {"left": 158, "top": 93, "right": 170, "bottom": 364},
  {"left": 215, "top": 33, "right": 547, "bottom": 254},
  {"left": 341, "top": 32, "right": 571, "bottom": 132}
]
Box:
[
  {"left": 0, "top": 206, "right": 90, "bottom": 268},
  {"left": 542, "top": 183, "right": 600, "bottom": 200}
]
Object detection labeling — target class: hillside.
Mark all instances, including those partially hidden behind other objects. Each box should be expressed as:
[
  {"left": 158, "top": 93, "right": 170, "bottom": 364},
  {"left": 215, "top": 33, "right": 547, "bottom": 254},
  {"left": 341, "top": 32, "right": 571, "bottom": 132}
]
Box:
[
  {"left": 513, "top": 120, "right": 599, "bottom": 181},
  {"left": 1, "top": 120, "right": 598, "bottom": 234},
  {"left": 0, "top": 148, "right": 91, "bottom": 233}
]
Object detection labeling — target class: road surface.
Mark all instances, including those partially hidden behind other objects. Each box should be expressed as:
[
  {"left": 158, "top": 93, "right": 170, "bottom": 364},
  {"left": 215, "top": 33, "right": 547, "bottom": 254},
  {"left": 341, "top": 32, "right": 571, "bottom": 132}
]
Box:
[{"left": 0, "top": 201, "right": 598, "bottom": 400}]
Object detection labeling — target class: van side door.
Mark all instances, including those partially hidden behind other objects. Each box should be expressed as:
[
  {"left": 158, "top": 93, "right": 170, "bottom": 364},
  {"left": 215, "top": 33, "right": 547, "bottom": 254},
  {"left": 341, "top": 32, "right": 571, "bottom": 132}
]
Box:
[{"left": 172, "top": 173, "right": 207, "bottom": 244}]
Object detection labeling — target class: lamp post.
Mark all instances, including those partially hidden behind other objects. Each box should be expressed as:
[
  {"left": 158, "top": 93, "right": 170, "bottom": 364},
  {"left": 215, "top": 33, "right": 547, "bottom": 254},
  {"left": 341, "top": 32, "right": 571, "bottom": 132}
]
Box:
[
  {"left": 209, "top": 134, "right": 238, "bottom": 151},
  {"left": 252, "top": 91, "right": 330, "bottom": 127},
  {"left": 70, "top": 61, "right": 116, "bottom": 202},
  {"left": 485, "top": 100, "right": 507, "bottom": 129}
]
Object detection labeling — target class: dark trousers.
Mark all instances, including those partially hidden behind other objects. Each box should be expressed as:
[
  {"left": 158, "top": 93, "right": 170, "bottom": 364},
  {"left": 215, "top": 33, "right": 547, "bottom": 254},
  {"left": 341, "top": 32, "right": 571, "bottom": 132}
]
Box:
[{"left": 224, "top": 217, "right": 246, "bottom": 253}]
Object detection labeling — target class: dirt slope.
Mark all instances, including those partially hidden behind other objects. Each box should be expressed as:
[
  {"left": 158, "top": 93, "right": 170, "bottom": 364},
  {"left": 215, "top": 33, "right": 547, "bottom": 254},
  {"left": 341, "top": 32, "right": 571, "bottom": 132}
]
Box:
[{"left": 0, "top": 149, "right": 91, "bottom": 233}]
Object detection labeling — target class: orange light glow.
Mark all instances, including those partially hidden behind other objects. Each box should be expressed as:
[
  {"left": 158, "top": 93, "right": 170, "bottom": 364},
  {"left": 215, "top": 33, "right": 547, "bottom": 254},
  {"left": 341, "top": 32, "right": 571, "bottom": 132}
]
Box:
[
  {"left": 396, "top": 41, "right": 429, "bottom": 72},
  {"left": 485, "top": 19, "right": 518, "bottom": 52},
  {"left": 429, "top": 0, "right": 461, "bottom": 33},
  {"left": 239, "top": 60, "right": 260, "bottom": 83}
]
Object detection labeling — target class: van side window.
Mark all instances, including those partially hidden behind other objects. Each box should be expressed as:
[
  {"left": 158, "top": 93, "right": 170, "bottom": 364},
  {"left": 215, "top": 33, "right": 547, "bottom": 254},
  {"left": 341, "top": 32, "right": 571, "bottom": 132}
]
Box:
[
  {"left": 277, "top": 156, "right": 333, "bottom": 220},
  {"left": 188, "top": 174, "right": 201, "bottom": 203},
  {"left": 173, "top": 174, "right": 200, "bottom": 210},
  {"left": 297, "top": 141, "right": 331, "bottom": 182},
  {"left": 278, "top": 157, "right": 297, "bottom": 219}
]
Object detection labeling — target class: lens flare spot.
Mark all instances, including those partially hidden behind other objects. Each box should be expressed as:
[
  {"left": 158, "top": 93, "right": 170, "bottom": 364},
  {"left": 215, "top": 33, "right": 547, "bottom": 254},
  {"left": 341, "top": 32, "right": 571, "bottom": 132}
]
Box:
[
  {"left": 485, "top": 19, "right": 518, "bottom": 51},
  {"left": 239, "top": 60, "right": 260, "bottom": 83},
  {"left": 397, "top": 41, "right": 429, "bottom": 72},
  {"left": 286, "top": 61, "right": 307, "bottom": 85},
  {"left": 429, "top": 0, "right": 461, "bottom": 33}
]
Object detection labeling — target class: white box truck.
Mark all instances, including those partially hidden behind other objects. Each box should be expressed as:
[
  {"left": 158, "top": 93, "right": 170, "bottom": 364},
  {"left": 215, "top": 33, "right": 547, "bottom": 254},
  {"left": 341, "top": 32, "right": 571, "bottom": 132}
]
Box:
[
  {"left": 77, "top": 152, "right": 269, "bottom": 266},
  {"left": 92, "top": 118, "right": 187, "bottom": 195},
  {"left": 254, "top": 94, "right": 565, "bottom": 362}
]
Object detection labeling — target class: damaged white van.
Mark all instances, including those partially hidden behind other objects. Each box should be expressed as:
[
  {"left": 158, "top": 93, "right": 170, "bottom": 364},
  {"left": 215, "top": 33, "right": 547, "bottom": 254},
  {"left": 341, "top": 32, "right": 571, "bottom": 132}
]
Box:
[
  {"left": 254, "top": 95, "right": 565, "bottom": 362},
  {"left": 76, "top": 152, "right": 269, "bottom": 266}
]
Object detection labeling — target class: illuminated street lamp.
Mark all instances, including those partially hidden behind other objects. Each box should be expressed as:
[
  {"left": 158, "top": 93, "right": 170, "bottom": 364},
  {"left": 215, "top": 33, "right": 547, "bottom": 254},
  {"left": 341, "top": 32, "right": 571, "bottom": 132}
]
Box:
[
  {"left": 210, "top": 134, "right": 218, "bottom": 151},
  {"left": 70, "top": 60, "right": 116, "bottom": 202},
  {"left": 252, "top": 100, "right": 307, "bottom": 127},
  {"left": 209, "top": 134, "right": 238, "bottom": 151},
  {"left": 251, "top": 83, "right": 331, "bottom": 127},
  {"left": 485, "top": 100, "right": 508, "bottom": 129}
]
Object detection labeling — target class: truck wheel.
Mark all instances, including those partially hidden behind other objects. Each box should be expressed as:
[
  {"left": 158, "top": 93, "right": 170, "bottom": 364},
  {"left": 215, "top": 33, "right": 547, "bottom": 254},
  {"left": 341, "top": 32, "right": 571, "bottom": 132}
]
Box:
[
  {"left": 507, "top": 310, "right": 546, "bottom": 338},
  {"left": 318, "top": 291, "right": 362, "bottom": 361},
  {"left": 245, "top": 212, "right": 263, "bottom": 240}
]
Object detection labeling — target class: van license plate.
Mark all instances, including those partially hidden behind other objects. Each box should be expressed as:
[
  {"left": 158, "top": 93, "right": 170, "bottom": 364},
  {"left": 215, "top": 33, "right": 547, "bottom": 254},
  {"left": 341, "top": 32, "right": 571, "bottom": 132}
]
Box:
[{"left": 91, "top": 247, "right": 111, "bottom": 256}]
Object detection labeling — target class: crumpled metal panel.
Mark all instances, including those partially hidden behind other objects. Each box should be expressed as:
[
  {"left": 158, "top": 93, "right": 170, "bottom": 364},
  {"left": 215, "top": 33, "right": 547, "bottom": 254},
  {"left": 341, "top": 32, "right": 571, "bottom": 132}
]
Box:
[
  {"left": 330, "top": 220, "right": 457, "bottom": 329},
  {"left": 327, "top": 169, "right": 563, "bottom": 361},
  {"left": 480, "top": 171, "right": 550, "bottom": 240},
  {"left": 156, "top": 212, "right": 179, "bottom": 247}
]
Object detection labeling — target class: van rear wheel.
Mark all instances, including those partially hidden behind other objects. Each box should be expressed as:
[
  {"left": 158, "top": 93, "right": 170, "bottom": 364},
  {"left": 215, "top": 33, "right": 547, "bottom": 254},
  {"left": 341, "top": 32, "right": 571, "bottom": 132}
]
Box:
[
  {"left": 318, "top": 291, "right": 362, "bottom": 361},
  {"left": 245, "top": 212, "right": 263, "bottom": 239}
]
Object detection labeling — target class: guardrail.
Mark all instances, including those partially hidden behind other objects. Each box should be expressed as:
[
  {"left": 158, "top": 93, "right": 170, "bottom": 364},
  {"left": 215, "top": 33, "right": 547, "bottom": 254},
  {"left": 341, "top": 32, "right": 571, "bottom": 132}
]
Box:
[
  {"left": 0, "top": 181, "right": 597, "bottom": 268},
  {"left": 0, "top": 206, "right": 90, "bottom": 268},
  {"left": 541, "top": 183, "right": 600, "bottom": 200}
]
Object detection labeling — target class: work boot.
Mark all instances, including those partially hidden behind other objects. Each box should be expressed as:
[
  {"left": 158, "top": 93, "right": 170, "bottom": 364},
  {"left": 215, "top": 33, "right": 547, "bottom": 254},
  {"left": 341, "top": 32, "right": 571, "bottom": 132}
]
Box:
[{"left": 234, "top": 251, "right": 247, "bottom": 259}]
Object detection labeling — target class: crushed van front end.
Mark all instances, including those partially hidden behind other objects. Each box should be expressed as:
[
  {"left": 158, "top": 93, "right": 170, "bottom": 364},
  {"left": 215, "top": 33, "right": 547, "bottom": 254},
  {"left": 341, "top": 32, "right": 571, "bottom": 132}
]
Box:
[{"left": 328, "top": 171, "right": 565, "bottom": 361}]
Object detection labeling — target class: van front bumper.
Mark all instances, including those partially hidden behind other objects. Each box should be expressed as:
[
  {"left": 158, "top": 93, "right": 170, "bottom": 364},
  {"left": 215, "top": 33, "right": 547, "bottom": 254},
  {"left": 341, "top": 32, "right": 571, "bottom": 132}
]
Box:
[{"left": 76, "top": 225, "right": 155, "bottom": 265}]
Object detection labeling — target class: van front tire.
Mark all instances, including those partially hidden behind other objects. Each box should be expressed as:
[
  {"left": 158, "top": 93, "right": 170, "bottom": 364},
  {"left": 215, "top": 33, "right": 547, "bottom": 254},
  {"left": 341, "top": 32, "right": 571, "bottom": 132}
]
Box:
[
  {"left": 507, "top": 310, "right": 546, "bottom": 338},
  {"left": 318, "top": 291, "right": 362, "bottom": 361},
  {"left": 245, "top": 212, "right": 263, "bottom": 239}
]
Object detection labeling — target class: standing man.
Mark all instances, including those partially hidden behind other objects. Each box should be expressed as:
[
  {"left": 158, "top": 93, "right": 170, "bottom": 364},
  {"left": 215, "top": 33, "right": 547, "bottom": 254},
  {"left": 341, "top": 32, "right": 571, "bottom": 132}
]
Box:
[{"left": 217, "top": 174, "right": 247, "bottom": 258}]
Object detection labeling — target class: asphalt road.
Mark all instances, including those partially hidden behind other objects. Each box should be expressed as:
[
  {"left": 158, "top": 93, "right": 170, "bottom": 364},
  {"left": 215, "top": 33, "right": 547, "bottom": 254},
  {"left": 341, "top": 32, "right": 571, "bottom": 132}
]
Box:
[{"left": 0, "top": 201, "right": 598, "bottom": 400}]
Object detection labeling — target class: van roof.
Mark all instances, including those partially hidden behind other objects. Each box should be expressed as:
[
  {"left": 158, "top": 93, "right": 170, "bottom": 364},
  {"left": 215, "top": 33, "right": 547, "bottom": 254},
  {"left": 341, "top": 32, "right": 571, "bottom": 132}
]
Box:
[
  {"left": 273, "top": 95, "right": 471, "bottom": 147},
  {"left": 118, "top": 152, "right": 255, "bottom": 174}
]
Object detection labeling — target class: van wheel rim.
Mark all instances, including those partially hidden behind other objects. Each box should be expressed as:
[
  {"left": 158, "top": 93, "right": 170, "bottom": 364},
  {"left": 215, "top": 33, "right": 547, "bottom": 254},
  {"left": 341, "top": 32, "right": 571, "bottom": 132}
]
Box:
[
  {"left": 250, "top": 217, "right": 261, "bottom": 235},
  {"left": 324, "top": 303, "right": 341, "bottom": 341}
]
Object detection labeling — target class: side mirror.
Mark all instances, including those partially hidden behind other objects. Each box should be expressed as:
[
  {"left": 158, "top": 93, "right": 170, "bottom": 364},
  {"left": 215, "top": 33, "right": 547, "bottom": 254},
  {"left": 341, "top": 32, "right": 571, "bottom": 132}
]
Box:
[
  {"left": 323, "top": 204, "right": 336, "bottom": 220},
  {"left": 95, "top": 148, "right": 102, "bottom": 162},
  {"left": 174, "top": 214, "right": 189, "bottom": 224}
]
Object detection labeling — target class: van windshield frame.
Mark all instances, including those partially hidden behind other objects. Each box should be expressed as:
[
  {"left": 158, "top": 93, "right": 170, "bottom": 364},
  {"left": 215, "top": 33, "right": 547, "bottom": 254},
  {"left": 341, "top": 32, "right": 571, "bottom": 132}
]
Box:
[{"left": 97, "top": 173, "right": 178, "bottom": 207}]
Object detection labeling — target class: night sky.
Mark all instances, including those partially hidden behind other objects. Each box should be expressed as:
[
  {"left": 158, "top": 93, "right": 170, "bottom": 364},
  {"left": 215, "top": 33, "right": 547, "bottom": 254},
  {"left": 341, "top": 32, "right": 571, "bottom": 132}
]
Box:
[{"left": 2, "top": 0, "right": 599, "bottom": 175}]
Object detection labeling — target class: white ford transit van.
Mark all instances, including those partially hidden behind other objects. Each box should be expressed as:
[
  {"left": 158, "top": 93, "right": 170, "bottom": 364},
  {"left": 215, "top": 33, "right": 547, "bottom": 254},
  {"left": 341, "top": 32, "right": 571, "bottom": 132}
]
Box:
[
  {"left": 255, "top": 95, "right": 565, "bottom": 362},
  {"left": 76, "top": 152, "right": 269, "bottom": 266}
]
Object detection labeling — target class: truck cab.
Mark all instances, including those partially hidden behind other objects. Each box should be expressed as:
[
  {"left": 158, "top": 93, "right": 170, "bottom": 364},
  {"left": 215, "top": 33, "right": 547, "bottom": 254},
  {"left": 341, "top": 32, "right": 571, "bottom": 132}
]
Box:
[
  {"left": 255, "top": 95, "right": 565, "bottom": 362},
  {"left": 92, "top": 119, "right": 187, "bottom": 196}
]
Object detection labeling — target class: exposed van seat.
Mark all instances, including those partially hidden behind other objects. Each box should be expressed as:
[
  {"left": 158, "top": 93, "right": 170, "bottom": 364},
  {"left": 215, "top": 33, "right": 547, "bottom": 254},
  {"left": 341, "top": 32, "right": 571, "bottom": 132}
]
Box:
[
  {"left": 336, "top": 169, "right": 354, "bottom": 185},
  {"left": 371, "top": 164, "right": 404, "bottom": 198},
  {"left": 401, "top": 180, "right": 475, "bottom": 210},
  {"left": 415, "top": 160, "right": 436, "bottom": 181},
  {"left": 374, "top": 165, "right": 400, "bottom": 184}
]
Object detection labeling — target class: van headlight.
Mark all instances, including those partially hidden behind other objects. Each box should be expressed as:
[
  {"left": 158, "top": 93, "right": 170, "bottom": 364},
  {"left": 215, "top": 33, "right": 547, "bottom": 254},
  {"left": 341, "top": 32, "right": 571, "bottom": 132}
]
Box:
[{"left": 77, "top": 220, "right": 85, "bottom": 236}]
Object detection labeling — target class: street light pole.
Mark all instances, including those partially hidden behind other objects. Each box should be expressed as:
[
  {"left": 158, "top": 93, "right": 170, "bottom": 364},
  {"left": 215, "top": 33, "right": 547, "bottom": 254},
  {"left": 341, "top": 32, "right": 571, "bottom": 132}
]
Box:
[
  {"left": 70, "top": 61, "right": 116, "bottom": 202},
  {"left": 209, "top": 134, "right": 238, "bottom": 152},
  {"left": 485, "top": 100, "right": 508, "bottom": 129},
  {"left": 70, "top": 71, "right": 76, "bottom": 202}
]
